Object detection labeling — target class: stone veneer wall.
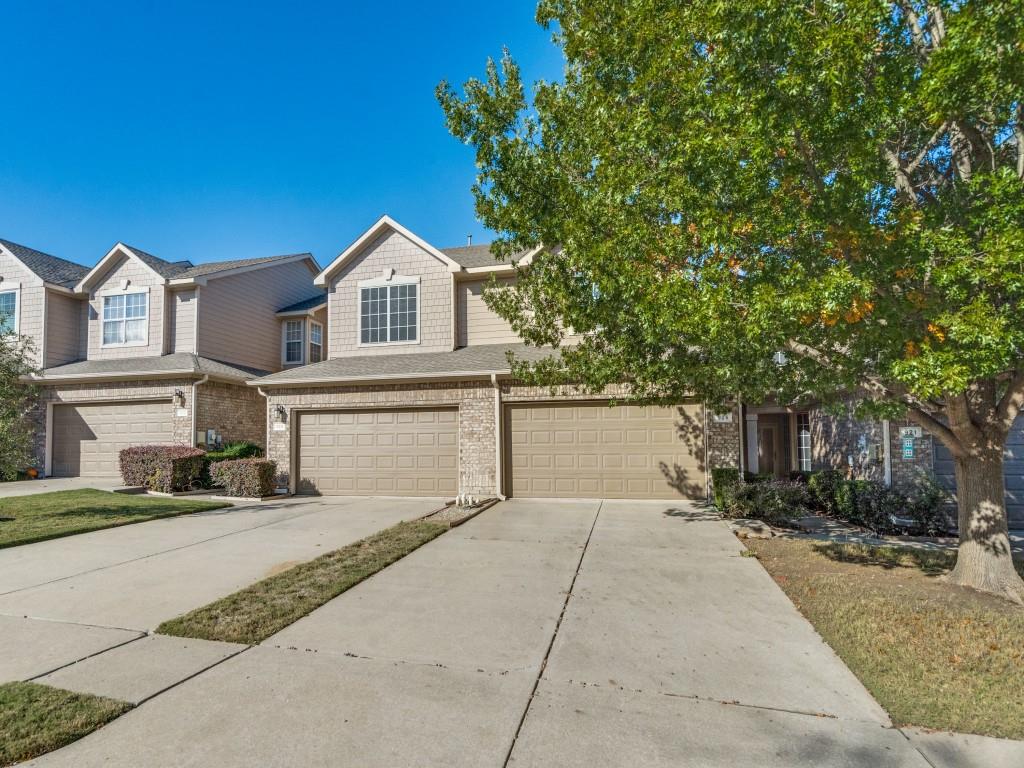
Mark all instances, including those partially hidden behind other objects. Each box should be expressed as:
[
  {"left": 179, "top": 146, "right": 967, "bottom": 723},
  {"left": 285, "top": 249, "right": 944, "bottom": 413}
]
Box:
[
  {"left": 809, "top": 405, "right": 936, "bottom": 490},
  {"left": 31, "top": 378, "right": 197, "bottom": 473},
  {"left": 195, "top": 381, "right": 267, "bottom": 449},
  {"left": 263, "top": 380, "right": 743, "bottom": 497}
]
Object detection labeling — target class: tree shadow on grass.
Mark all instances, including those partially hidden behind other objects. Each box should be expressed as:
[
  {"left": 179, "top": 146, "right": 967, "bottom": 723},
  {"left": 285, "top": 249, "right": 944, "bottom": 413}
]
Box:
[
  {"left": 812, "top": 541, "right": 955, "bottom": 577},
  {"left": 51, "top": 504, "right": 194, "bottom": 520}
]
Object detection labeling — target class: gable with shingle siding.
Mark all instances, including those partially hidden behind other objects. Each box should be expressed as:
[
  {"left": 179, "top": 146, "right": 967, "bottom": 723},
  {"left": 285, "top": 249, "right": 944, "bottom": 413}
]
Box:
[{"left": 327, "top": 228, "right": 453, "bottom": 358}]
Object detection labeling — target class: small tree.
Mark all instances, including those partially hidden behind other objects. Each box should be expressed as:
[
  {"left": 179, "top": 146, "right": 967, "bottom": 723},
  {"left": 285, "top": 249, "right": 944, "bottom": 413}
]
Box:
[
  {"left": 439, "top": 1, "right": 1024, "bottom": 601},
  {"left": 0, "top": 335, "right": 39, "bottom": 481}
]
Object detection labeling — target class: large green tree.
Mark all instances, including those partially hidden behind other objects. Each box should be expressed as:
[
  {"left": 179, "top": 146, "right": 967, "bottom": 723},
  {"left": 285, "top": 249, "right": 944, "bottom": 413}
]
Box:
[
  {"left": 439, "top": 1, "right": 1024, "bottom": 602},
  {"left": 0, "top": 334, "right": 38, "bottom": 481}
]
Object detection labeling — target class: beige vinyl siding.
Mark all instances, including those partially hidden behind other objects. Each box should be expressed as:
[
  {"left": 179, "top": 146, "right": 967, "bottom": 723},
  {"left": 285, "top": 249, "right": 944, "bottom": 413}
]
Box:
[
  {"left": 457, "top": 276, "right": 519, "bottom": 347},
  {"left": 168, "top": 288, "right": 197, "bottom": 353},
  {"left": 0, "top": 252, "right": 45, "bottom": 365},
  {"left": 197, "top": 260, "right": 317, "bottom": 373},
  {"left": 44, "top": 290, "right": 85, "bottom": 366},
  {"left": 328, "top": 229, "right": 452, "bottom": 358},
  {"left": 86, "top": 251, "right": 166, "bottom": 360}
]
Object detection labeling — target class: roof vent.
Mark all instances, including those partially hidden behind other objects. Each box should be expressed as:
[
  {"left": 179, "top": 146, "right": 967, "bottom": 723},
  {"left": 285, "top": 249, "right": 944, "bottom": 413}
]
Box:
[{"left": 467, "top": 234, "right": 473, "bottom": 246}]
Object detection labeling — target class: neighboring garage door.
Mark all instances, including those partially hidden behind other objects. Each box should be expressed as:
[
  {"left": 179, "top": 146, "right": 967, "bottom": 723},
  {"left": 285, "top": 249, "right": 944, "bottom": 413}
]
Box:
[
  {"left": 505, "top": 402, "right": 707, "bottom": 499},
  {"left": 296, "top": 408, "right": 458, "bottom": 496},
  {"left": 51, "top": 401, "right": 173, "bottom": 477},
  {"left": 934, "top": 413, "right": 1024, "bottom": 528}
]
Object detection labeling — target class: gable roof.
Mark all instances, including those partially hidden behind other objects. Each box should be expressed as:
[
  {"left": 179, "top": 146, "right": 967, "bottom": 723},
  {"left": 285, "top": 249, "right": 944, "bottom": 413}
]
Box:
[
  {"left": 0, "top": 238, "right": 90, "bottom": 288},
  {"left": 314, "top": 215, "right": 462, "bottom": 287},
  {"left": 76, "top": 244, "right": 317, "bottom": 292}
]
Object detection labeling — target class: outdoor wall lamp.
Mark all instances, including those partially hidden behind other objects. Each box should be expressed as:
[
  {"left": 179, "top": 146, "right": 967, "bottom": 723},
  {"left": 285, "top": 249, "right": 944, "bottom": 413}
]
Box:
[
  {"left": 274, "top": 405, "right": 287, "bottom": 422},
  {"left": 173, "top": 390, "right": 186, "bottom": 408}
]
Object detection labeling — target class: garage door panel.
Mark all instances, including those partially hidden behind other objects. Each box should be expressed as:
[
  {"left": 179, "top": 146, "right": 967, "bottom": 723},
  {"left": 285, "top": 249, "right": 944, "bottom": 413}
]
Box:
[
  {"left": 298, "top": 408, "right": 458, "bottom": 497},
  {"left": 506, "top": 402, "right": 706, "bottom": 500},
  {"left": 52, "top": 401, "right": 174, "bottom": 478}
]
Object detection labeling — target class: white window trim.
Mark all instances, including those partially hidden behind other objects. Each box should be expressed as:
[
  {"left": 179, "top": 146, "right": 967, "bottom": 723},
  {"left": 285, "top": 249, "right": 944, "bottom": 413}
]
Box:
[
  {"left": 356, "top": 275, "right": 421, "bottom": 348},
  {"left": 282, "top": 319, "right": 306, "bottom": 365},
  {"left": 99, "top": 289, "right": 150, "bottom": 348},
  {"left": 309, "top": 320, "right": 324, "bottom": 363},
  {"left": 0, "top": 283, "right": 22, "bottom": 336}
]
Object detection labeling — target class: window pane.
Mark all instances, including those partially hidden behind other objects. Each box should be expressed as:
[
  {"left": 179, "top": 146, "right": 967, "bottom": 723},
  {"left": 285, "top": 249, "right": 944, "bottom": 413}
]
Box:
[
  {"left": 286, "top": 340, "right": 302, "bottom": 363},
  {"left": 103, "top": 320, "right": 124, "bottom": 345},
  {"left": 125, "top": 319, "right": 146, "bottom": 342},
  {"left": 104, "top": 295, "right": 124, "bottom": 320},
  {"left": 0, "top": 292, "right": 15, "bottom": 334},
  {"left": 797, "top": 413, "right": 812, "bottom": 472},
  {"left": 125, "top": 294, "right": 147, "bottom": 318}
]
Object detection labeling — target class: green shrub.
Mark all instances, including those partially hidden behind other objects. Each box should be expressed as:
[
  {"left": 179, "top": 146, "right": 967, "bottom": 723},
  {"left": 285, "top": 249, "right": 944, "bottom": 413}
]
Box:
[
  {"left": 206, "top": 441, "right": 263, "bottom": 463},
  {"left": 904, "top": 475, "right": 952, "bottom": 535},
  {"left": 711, "top": 467, "right": 741, "bottom": 509},
  {"left": 743, "top": 472, "right": 773, "bottom": 484},
  {"left": 725, "top": 480, "right": 811, "bottom": 526},
  {"left": 808, "top": 469, "right": 844, "bottom": 515},
  {"left": 210, "top": 459, "right": 277, "bottom": 498}
]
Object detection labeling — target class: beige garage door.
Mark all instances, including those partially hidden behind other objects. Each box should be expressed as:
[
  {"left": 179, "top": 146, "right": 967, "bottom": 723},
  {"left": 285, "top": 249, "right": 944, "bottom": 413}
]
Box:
[
  {"left": 52, "top": 401, "right": 174, "bottom": 477},
  {"left": 505, "top": 402, "right": 707, "bottom": 499},
  {"left": 297, "top": 408, "right": 458, "bottom": 496}
]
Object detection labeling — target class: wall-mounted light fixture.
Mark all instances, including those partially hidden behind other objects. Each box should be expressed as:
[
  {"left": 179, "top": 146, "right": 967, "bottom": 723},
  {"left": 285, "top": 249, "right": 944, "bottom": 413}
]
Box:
[
  {"left": 274, "top": 405, "right": 287, "bottom": 422},
  {"left": 173, "top": 390, "right": 186, "bottom": 408}
]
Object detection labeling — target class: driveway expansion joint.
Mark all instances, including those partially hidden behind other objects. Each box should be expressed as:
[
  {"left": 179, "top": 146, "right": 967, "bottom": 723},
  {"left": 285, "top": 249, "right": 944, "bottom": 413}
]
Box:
[{"left": 502, "top": 500, "right": 603, "bottom": 768}]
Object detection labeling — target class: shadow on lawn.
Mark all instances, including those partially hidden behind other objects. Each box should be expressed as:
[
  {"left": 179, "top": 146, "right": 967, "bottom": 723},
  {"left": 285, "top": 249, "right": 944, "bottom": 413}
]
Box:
[{"left": 813, "top": 542, "right": 955, "bottom": 577}]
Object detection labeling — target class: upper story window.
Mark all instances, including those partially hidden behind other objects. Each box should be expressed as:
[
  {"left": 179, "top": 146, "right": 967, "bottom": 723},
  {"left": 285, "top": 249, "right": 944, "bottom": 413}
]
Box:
[
  {"left": 360, "top": 282, "right": 417, "bottom": 344},
  {"left": 102, "top": 292, "right": 148, "bottom": 346},
  {"left": 0, "top": 289, "right": 18, "bottom": 335},
  {"left": 309, "top": 321, "right": 323, "bottom": 363},
  {"left": 283, "top": 320, "right": 304, "bottom": 364}
]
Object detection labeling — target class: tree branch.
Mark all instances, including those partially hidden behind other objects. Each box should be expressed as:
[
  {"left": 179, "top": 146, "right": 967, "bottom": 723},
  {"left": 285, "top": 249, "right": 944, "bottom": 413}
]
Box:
[
  {"left": 996, "top": 369, "right": 1024, "bottom": 431},
  {"left": 906, "top": 121, "right": 949, "bottom": 173},
  {"left": 1015, "top": 104, "right": 1024, "bottom": 180},
  {"left": 898, "top": 1, "right": 929, "bottom": 57},
  {"left": 906, "top": 407, "right": 965, "bottom": 458}
]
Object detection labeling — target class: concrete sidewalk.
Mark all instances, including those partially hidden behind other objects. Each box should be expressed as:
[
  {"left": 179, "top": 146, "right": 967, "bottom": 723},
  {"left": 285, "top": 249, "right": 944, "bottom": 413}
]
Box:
[{"left": 0, "top": 476, "right": 124, "bottom": 497}]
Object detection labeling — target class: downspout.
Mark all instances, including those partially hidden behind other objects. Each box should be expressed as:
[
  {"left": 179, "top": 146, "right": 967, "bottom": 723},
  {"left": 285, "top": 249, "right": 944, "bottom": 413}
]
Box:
[
  {"left": 737, "top": 394, "right": 746, "bottom": 476},
  {"left": 704, "top": 402, "right": 711, "bottom": 500},
  {"left": 491, "top": 373, "right": 506, "bottom": 500},
  {"left": 191, "top": 374, "right": 209, "bottom": 447},
  {"left": 882, "top": 419, "right": 892, "bottom": 487},
  {"left": 257, "top": 387, "right": 270, "bottom": 458}
]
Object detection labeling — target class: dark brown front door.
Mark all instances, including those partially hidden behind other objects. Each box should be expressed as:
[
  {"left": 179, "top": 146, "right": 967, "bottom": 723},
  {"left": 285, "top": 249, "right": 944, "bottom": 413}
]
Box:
[{"left": 757, "top": 423, "right": 778, "bottom": 477}]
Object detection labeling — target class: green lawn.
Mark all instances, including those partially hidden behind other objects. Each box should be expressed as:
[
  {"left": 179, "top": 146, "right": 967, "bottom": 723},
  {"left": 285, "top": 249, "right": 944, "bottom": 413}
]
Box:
[
  {"left": 158, "top": 519, "right": 448, "bottom": 644},
  {"left": 0, "top": 681, "right": 131, "bottom": 766},
  {"left": 0, "top": 489, "right": 231, "bottom": 549},
  {"left": 746, "top": 538, "right": 1024, "bottom": 739}
]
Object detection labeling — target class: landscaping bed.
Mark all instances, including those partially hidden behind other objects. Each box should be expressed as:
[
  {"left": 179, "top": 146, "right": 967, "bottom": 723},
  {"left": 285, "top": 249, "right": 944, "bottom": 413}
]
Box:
[
  {"left": 0, "top": 490, "right": 231, "bottom": 549},
  {"left": 745, "top": 537, "right": 1024, "bottom": 739},
  {"left": 157, "top": 519, "right": 448, "bottom": 644},
  {"left": 0, "top": 681, "right": 131, "bottom": 766}
]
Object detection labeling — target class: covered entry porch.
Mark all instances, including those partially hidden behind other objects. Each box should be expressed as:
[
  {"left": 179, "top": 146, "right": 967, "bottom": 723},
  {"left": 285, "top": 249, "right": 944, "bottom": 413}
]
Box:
[{"left": 743, "top": 406, "right": 812, "bottom": 479}]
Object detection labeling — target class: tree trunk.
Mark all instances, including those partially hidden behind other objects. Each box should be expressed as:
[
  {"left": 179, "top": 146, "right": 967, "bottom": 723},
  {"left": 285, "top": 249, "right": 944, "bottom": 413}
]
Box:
[{"left": 946, "top": 449, "right": 1024, "bottom": 604}]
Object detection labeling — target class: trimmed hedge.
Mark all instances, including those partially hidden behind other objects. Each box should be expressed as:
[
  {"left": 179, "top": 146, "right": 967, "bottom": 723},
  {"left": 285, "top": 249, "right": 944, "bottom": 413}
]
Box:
[
  {"left": 119, "top": 446, "right": 207, "bottom": 493},
  {"left": 724, "top": 480, "right": 811, "bottom": 526},
  {"left": 210, "top": 459, "right": 277, "bottom": 498},
  {"left": 832, "top": 476, "right": 950, "bottom": 535},
  {"left": 711, "top": 467, "right": 741, "bottom": 509},
  {"left": 808, "top": 469, "right": 844, "bottom": 516}
]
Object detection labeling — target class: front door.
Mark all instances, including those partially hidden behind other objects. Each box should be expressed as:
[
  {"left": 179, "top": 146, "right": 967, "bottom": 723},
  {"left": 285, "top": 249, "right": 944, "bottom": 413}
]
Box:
[{"left": 757, "top": 423, "right": 778, "bottom": 477}]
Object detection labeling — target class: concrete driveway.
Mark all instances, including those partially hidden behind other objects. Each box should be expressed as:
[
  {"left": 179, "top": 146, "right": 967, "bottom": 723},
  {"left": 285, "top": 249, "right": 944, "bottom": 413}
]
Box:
[
  {"left": 0, "top": 495, "right": 444, "bottom": 683},
  {"left": 0, "top": 476, "right": 124, "bottom": 497},
  {"left": 22, "top": 498, "right": 977, "bottom": 767}
]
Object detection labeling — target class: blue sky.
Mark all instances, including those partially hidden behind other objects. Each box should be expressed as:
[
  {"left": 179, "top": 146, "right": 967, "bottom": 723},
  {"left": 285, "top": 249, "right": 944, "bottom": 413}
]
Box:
[{"left": 0, "top": 2, "right": 560, "bottom": 268}]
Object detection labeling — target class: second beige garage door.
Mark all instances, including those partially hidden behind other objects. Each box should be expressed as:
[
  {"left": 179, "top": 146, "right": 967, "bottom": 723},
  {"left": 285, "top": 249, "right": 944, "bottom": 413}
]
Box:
[
  {"left": 297, "top": 408, "right": 458, "bottom": 496},
  {"left": 505, "top": 402, "right": 707, "bottom": 499},
  {"left": 52, "top": 400, "right": 174, "bottom": 477}
]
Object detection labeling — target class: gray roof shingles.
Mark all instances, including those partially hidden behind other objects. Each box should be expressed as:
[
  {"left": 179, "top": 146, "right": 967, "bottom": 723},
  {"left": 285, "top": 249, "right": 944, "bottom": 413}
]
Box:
[
  {"left": 441, "top": 243, "right": 532, "bottom": 269},
  {"left": 38, "top": 354, "right": 269, "bottom": 382},
  {"left": 0, "top": 239, "right": 90, "bottom": 288},
  {"left": 277, "top": 293, "right": 328, "bottom": 314},
  {"left": 120, "top": 246, "right": 313, "bottom": 280},
  {"left": 254, "top": 343, "right": 558, "bottom": 385}
]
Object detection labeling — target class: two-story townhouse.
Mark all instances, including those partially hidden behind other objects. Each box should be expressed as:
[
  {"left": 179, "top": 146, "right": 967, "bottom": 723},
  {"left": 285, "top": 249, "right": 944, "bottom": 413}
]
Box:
[
  {"left": 252, "top": 216, "right": 742, "bottom": 499},
  {"left": 17, "top": 242, "right": 322, "bottom": 478}
]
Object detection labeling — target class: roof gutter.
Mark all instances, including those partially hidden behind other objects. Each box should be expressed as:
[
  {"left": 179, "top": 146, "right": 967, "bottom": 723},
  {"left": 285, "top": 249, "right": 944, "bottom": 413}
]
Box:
[
  {"left": 26, "top": 370, "right": 253, "bottom": 386},
  {"left": 248, "top": 368, "right": 513, "bottom": 389}
]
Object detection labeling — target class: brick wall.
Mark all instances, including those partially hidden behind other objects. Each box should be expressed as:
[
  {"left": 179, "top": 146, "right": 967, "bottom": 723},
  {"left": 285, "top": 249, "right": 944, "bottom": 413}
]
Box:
[{"left": 195, "top": 381, "right": 267, "bottom": 449}]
